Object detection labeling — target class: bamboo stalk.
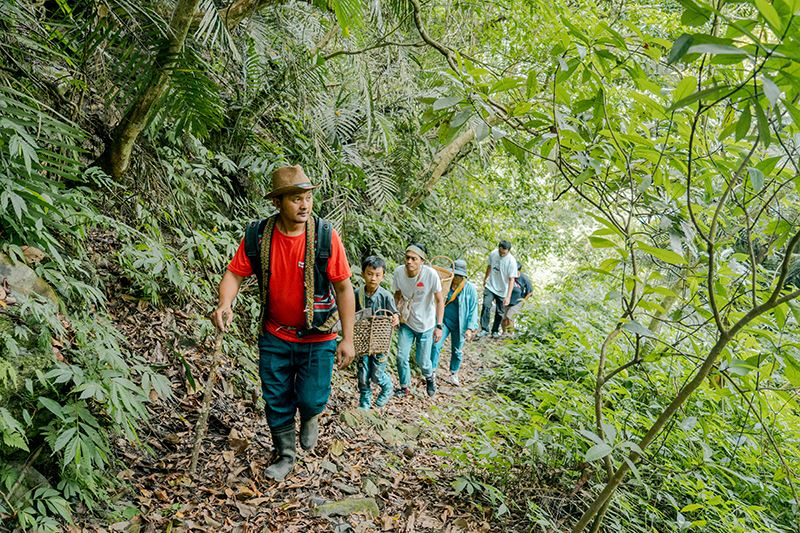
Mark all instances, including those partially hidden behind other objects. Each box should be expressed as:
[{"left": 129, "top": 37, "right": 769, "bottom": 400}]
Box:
[{"left": 189, "top": 330, "right": 225, "bottom": 474}]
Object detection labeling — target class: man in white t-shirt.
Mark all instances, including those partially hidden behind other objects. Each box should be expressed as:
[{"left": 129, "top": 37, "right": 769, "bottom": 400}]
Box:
[
  {"left": 477, "top": 240, "right": 517, "bottom": 339},
  {"left": 391, "top": 243, "right": 444, "bottom": 397}
]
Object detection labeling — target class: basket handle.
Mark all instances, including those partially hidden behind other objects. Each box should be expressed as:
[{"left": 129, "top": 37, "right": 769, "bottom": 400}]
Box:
[
  {"left": 375, "top": 309, "right": 395, "bottom": 317},
  {"left": 429, "top": 255, "right": 455, "bottom": 271}
]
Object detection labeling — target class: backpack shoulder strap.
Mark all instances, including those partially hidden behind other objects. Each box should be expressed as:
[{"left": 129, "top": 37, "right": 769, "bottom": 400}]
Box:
[
  {"left": 245, "top": 218, "right": 269, "bottom": 287},
  {"left": 314, "top": 216, "right": 333, "bottom": 278}
]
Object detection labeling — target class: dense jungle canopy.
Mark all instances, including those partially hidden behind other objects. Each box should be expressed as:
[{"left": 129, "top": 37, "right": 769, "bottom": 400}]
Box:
[{"left": 2, "top": 0, "right": 800, "bottom": 531}]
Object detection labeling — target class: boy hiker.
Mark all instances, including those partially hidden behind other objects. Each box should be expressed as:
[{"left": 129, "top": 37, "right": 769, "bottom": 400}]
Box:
[
  {"left": 391, "top": 243, "right": 444, "bottom": 397},
  {"left": 211, "top": 165, "right": 355, "bottom": 483},
  {"left": 501, "top": 261, "right": 533, "bottom": 336},
  {"left": 354, "top": 256, "right": 399, "bottom": 409},
  {"left": 430, "top": 259, "right": 479, "bottom": 386},
  {"left": 477, "top": 240, "right": 517, "bottom": 339}
]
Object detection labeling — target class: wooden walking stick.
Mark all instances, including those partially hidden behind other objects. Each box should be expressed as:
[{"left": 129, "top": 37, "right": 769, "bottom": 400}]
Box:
[{"left": 189, "top": 329, "right": 225, "bottom": 474}]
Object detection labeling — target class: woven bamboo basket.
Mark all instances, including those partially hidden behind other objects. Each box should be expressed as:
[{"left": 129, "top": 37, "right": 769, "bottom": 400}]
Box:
[
  {"left": 353, "top": 309, "right": 394, "bottom": 356},
  {"left": 430, "top": 256, "right": 455, "bottom": 294}
]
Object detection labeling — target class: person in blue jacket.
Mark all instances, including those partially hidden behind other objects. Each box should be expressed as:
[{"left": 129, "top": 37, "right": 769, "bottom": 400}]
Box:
[{"left": 430, "top": 259, "right": 479, "bottom": 386}]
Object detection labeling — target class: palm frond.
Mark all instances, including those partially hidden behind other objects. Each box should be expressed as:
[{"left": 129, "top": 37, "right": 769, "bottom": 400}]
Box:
[
  {"left": 329, "top": 0, "right": 364, "bottom": 37},
  {"left": 364, "top": 162, "right": 399, "bottom": 209},
  {"left": 194, "top": 0, "right": 242, "bottom": 62},
  {"left": 309, "top": 100, "right": 364, "bottom": 147},
  {"left": 153, "top": 48, "right": 224, "bottom": 139}
]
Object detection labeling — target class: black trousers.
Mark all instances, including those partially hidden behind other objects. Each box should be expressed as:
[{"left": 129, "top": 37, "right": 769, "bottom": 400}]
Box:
[{"left": 480, "top": 290, "right": 504, "bottom": 333}]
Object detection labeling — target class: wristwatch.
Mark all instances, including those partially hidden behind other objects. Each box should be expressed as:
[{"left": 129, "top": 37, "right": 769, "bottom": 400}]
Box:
[{"left": 435, "top": 324, "right": 443, "bottom": 330}]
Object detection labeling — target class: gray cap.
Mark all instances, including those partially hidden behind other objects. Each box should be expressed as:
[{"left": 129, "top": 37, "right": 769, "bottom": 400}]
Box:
[{"left": 452, "top": 259, "right": 468, "bottom": 277}]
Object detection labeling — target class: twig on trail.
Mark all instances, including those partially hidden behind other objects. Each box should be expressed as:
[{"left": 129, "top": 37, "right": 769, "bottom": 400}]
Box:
[{"left": 189, "top": 330, "right": 225, "bottom": 474}]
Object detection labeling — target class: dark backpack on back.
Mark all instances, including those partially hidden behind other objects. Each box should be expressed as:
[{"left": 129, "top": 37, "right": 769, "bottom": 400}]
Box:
[
  {"left": 243, "top": 216, "right": 336, "bottom": 337},
  {"left": 243, "top": 215, "right": 333, "bottom": 296}
]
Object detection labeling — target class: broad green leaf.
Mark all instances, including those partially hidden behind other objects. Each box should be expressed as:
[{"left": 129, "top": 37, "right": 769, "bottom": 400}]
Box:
[
  {"left": 774, "top": 303, "right": 788, "bottom": 329},
  {"left": 667, "top": 33, "right": 694, "bottom": 65},
  {"left": 686, "top": 44, "right": 746, "bottom": 56},
  {"left": 762, "top": 78, "right": 780, "bottom": 110},
  {"left": 784, "top": 354, "right": 800, "bottom": 388},
  {"left": 617, "top": 440, "right": 643, "bottom": 454},
  {"left": 433, "top": 96, "right": 461, "bottom": 111},
  {"left": 589, "top": 236, "right": 618, "bottom": 248},
  {"left": 450, "top": 108, "right": 472, "bottom": 128},
  {"left": 735, "top": 105, "right": 751, "bottom": 140},
  {"left": 39, "top": 397, "right": 64, "bottom": 419},
  {"left": 578, "top": 429, "right": 606, "bottom": 446},
  {"left": 474, "top": 120, "right": 490, "bottom": 142},
  {"left": 638, "top": 243, "right": 687, "bottom": 265},
  {"left": 64, "top": 434, "right": 79, "bottom": 464},
  {"left": 491, "top": 126, "right": 507, "bottom": 139},
  {"left": 587, "top": 212, "right": 624, "bottom": 238},
  {"left": 681, "top": 503, "right": 704, "bottom": 513},
  {"left": 622, "top": 320, "right": 657, "bottom": 339},
  {"left": 526, "top": 71, "right": 537, "bottom": 98},
  {"left": 575, "top": 168, "right": 594, "bottom": 186},
  {"left": 788, "top": 301, "right": 800, "bottom": 326},
  {"left": 668, "top": 86, "right": 727, "bottom": 111},
  {"left": 754, "top": 99, "right": 771, "bottom": 148},
  {"left": 648, "top": 286, "right": 680, "bottom": 298},
  {"left": 502, "top": 138, "right": 526, "bottom": 163},
  {"left": 747, "top": 167, "right": 764, "bottom": 193},
  {"left": 784, "top": 100, "right": 800, "bottom": 127},
  {"left": 489, "top": 77, "right": 524, "bottom": 94},
  {"left": 53, "top": 427, "right": 77, "bottom": 453},
  {"left": 585, "top": 443, "right": 613, "bottom": 462},
  {"left": 674, "top": 76, "right": 697, "bottom": 103},
  {"left": 755, "top": 0, "right": 782, "bottom": 33},
  {"left": 678, "top": 0, "right": 711, "bottom": 26}
]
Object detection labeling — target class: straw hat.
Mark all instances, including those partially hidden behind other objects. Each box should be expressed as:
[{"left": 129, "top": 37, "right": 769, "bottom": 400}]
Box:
[{"left": 266, "top": 165, "right": 319, "bottom": 199}]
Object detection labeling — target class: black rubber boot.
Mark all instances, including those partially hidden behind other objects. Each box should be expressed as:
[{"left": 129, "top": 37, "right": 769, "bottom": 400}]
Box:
[
  {"left": 264, "top": 421, "right": 296, "bottom": 482},
  {"left": 299, "top": 415, "right": 319, "bottom": 451}
]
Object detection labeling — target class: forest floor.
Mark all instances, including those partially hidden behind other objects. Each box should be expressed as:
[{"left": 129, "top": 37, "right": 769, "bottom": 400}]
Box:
[{"left": 60, "top": 290, "right": 522, "bottom": 533}]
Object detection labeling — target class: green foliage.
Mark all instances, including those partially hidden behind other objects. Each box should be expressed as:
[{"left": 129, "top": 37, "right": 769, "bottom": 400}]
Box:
[
  {"left": 0, "top": 297, "right": 174, "bottom": 528},
  {"left": 443, "top": 287, "right": 800, "bottom": 531},
  {"left": 7, "top": 0, "right": 800, "bottom": 530}
]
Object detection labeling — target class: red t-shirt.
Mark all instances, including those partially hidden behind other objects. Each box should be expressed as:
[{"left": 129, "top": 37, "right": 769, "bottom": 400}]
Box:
[{"left": 227, "top": 224, "right": 351, "bottom": 343}]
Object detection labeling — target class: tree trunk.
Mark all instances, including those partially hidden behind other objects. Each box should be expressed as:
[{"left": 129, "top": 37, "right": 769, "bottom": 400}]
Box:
[
  {"left": 212, "top": 0, "right": 274, "bottom": 31},
  {"left": 97, "top": 0, "right": 201, "bottom": 179},
  {"left": 407, "top": 117, "right": 499, "bottom": 209},
  {"left": 571, "top": 229, "right": 800, "bottom": 533}
]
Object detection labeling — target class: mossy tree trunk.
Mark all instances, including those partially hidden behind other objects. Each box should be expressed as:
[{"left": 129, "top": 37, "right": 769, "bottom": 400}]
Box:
[{"left": 97, "top": 0, "right": 202, "bottom": 179}]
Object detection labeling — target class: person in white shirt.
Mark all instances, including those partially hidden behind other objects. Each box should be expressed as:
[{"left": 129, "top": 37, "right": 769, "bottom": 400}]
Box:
[
  {"left": 391, "top": 243, "right": 444, "bottom": 397},
  {"left": 477, "top": 240, "right": 517, "bottom": 339}
]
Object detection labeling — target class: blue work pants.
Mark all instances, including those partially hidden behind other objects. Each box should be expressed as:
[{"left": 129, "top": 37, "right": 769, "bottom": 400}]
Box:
[
  {"left": 258, "top": 332, "right": 337, "bottom": 428},
  {"left": 430, "top": 318, "right": 464, "bottom": 373},
  {"left": 357, "top": 353, "right": 392, "bottom": 406},
  {"left": 396, "top": 323, "right": 434, "bottom": 388}
]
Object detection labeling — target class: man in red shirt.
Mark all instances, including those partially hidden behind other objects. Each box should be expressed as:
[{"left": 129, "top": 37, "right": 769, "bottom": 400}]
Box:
[{"left": 211, "top": 165, "right": 355, "bottom": 482}]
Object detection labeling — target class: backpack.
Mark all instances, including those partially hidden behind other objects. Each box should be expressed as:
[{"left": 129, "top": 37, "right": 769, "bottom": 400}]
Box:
[{"left": 243, "top": 215, "right": 336, "bottom": 337}]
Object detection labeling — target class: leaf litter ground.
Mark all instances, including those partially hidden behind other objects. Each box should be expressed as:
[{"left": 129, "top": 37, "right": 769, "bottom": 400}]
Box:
[{"left": 57, "top": 294, "right": 525, "bottom": 533}]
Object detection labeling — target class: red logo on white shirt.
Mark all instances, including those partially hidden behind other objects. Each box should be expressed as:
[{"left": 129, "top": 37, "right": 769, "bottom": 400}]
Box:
[{"left": 417, "top": 282, "right": 424, "bottom": 288}]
